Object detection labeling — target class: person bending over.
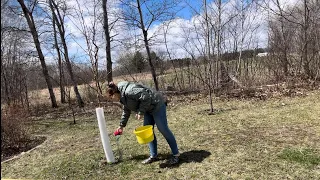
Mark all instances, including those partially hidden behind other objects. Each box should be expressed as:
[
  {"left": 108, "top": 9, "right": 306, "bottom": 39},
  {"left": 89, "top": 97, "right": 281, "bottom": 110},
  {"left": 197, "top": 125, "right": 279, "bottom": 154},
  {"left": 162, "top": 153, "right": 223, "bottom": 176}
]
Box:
[{"left": 106, "top": 81, "right": 179, "bottom": 165}]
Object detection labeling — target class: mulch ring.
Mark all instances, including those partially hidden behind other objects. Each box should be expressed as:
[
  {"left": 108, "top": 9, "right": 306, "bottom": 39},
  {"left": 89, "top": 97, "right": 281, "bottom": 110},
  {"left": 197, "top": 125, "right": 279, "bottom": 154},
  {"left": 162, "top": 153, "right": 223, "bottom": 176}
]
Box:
[{"left": 1, "top": 136, "right": 47, "bottom": 162}]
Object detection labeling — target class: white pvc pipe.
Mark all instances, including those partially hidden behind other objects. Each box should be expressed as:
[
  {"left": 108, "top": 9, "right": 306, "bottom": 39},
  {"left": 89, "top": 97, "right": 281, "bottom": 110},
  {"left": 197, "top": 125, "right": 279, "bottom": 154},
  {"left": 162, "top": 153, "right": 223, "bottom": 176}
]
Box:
[{"left": 96, "top": 107, "right": 115, "bottom": 163}]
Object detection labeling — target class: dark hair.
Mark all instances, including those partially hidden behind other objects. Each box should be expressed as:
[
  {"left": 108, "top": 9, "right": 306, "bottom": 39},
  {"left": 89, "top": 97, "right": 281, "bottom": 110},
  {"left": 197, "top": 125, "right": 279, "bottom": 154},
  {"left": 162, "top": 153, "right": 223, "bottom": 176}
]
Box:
[{"left": 107, "top": 82, "right": 120, "bottom": 96}]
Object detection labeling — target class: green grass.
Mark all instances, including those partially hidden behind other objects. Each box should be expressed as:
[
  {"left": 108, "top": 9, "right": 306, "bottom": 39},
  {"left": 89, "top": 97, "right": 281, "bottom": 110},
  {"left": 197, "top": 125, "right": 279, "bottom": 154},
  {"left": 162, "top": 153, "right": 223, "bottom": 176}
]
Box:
[
  {"left": 1, "top": 90, "right": 320, "bottom": 179},
  {"left": 278, "top": 148, "right": 320, "bottom": 167}
]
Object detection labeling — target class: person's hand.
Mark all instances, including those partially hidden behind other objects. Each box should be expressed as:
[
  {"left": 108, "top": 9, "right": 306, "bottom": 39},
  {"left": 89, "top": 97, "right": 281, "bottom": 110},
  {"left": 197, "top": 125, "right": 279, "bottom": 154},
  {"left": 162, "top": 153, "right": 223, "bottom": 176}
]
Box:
[
  {"left": 135, "top": 114, "right": 143, "bottom": 120},
  {"left": 114, "top": 126, "right": 123, "bottom": 136}
]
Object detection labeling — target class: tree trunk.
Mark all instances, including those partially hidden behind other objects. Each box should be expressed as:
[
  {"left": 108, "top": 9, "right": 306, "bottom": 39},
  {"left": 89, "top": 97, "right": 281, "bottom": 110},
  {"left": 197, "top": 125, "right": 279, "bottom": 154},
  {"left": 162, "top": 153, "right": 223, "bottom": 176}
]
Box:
[
  {"left": 17, "top": 0, "right": 58, "bottom": 108},
  {"left": 102, "top": 0, "right": 113, "bottom": 83},
  {"left": 24, "top": 78, "right": 30, "bottom": 110},
  {"left": 303, "top": 0, "right": 311, "bottom": 78},
  {"left": 50, "top": 0, "right": 84, "bottom": 107},
  {"left": 1, "top": 64, "right": 11, "bottom": 105},
  {"left": 136, "top": 0, "right": 159, "bottom": 90},
  {"left": 275, "top": 0, "right": 290, "bottom": 77},
  {"left": 62, "top": 36, "right": 84, "bottom": 107},
  {"left": 204, "top": 0, "right": 215, "bottom": 113},
  {"left": 236, "top": 0, "right": 244, "bottom": 76},
  {"left": 217, "top": 0, "right": 230, "bottom": 89},
  {"left": 52, "top": 10, "right": 66, "bottom": 103}
]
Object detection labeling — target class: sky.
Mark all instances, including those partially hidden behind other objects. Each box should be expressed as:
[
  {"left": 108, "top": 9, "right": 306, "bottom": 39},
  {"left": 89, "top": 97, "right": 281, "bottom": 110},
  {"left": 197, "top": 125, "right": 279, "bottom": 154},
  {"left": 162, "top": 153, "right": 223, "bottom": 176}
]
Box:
[{"left": 43, "top": 0, "right": 299, "bottom": 68}]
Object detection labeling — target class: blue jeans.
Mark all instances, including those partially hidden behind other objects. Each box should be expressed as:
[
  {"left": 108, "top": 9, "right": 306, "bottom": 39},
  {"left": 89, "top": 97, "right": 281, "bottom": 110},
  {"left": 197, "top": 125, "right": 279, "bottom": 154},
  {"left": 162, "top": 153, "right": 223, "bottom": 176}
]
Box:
[{"left": 143, "top": 103, "right": 179, "bottom": 157}]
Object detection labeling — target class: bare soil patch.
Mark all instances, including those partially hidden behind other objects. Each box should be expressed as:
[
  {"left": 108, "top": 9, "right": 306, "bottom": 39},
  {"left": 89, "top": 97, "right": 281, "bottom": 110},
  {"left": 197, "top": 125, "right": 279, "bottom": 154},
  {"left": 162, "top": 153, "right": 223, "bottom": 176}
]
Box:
[{"left": 1, "top": 136, "right": 47, "bottom": 162}]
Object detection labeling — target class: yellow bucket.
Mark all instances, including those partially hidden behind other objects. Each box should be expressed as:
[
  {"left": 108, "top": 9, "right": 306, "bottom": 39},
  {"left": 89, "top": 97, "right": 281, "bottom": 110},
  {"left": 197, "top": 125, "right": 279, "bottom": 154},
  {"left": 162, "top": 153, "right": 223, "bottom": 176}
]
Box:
[{"left": 133, "top": 125, "right": 154, "bottom": 144}]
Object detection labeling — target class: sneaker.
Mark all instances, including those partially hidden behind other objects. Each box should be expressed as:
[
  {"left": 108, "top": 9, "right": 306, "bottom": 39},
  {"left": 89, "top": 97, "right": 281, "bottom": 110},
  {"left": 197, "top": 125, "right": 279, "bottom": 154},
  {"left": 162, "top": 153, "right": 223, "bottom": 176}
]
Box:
[
  {"left": 165, "top": 155, "right": 179, "bottom": 165},
  {"left": 142, "top": 156, "right": 159, "bottom": 164}
]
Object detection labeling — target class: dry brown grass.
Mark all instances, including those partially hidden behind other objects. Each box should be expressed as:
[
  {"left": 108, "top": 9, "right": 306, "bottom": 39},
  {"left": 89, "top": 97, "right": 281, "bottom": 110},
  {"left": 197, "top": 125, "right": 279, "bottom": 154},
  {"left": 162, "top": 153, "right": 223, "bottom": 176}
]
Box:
[{"left": 1, "top": 89, "right": 320, "bottom": 179}]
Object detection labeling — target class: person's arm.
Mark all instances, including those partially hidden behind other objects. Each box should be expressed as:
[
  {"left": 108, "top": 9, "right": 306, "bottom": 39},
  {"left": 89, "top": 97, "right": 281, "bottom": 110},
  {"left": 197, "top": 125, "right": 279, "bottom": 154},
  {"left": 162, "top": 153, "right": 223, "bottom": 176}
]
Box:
[{"left": 120, "top": 105, "right": 131, "bottom": 127}]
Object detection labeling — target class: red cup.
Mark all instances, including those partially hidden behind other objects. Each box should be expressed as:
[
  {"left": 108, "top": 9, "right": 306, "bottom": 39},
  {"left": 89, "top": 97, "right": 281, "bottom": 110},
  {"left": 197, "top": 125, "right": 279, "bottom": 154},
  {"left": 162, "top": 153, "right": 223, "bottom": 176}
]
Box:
[{"left": 114, "top": 129, "right": 122, "bottom": 136}]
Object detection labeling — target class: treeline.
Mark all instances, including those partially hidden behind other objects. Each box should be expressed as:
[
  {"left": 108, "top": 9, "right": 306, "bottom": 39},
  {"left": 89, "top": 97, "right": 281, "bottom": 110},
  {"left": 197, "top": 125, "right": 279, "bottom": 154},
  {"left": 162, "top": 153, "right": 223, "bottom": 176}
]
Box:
[
  {"left": 25, "top": 64, "right": 110, "bottom": 91},
  {"left": 114, "top": 48, "right": 267, "bottom": 76}
]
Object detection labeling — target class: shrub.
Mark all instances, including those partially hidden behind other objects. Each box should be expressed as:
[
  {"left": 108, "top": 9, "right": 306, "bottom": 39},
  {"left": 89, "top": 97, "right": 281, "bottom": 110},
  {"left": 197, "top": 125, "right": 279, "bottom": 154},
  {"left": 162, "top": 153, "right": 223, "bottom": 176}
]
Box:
[
  {"left": 82, "top": 84, "right": 100, "bottom": 102},
  {"left": 1, "top": 105, "right": 30, "bottom": 160}
]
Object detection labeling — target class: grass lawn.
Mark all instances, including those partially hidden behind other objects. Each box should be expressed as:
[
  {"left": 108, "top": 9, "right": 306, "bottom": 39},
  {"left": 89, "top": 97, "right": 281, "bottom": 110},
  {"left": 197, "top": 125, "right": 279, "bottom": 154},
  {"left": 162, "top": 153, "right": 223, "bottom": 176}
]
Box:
[{"left": 1, "top": 90, "right": 320, "bottom": 179}]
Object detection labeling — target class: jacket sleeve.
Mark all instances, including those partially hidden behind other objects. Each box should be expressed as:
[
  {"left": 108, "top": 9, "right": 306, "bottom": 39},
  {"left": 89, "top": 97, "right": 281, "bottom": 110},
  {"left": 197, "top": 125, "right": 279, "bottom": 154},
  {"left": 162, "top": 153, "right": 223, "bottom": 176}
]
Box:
[
  {"left": 120, "top": 105, "right": 131, "bottom": 127},
  {"left": 136, "top": 89, "right": 152, "bottom": 115}
]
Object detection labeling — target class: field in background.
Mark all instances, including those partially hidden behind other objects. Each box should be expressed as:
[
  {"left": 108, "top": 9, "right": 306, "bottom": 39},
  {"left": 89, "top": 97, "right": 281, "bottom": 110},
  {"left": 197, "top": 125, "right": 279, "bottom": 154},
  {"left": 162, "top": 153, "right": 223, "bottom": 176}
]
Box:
[
  {"left": 28, "top": 72, "right": 155, "bottom": 106},
  {"left": 1, "top": 90, "right": 319, "bottom": 179}
]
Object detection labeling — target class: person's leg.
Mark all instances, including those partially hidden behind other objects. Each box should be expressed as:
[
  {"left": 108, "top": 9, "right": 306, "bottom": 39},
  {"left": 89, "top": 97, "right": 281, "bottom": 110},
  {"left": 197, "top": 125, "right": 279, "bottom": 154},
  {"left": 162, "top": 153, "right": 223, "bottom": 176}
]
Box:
[
  {"left": 142, "top": 113, "right": 158, "bottom": 164},
  {"left": 153, "top": 104, "right": 179, "bottom": 156}
]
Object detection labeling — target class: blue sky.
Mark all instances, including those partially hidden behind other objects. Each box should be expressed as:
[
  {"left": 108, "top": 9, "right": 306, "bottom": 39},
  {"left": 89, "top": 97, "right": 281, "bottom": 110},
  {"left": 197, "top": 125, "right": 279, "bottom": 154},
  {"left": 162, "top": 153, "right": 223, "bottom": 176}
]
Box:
[
  {"left": 47, "top": 0, "right": 273, "bottom": 66},
  {"left": 176, "top": 0, "right": 204, "bottom": 20}
]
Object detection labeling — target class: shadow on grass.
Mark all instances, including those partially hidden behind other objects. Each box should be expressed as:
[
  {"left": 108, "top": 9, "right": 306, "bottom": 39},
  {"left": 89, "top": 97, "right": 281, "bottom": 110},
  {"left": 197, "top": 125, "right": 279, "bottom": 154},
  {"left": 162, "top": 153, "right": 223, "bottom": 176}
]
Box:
[
  {"left": 129, "top": 154, "right": 150, "bottom": 161},
  {"left": 129, "top": 150, "right": 211, "bottom": 168},
  {"left": 159, "top": 150, "right": 211, "bottom": 169}
]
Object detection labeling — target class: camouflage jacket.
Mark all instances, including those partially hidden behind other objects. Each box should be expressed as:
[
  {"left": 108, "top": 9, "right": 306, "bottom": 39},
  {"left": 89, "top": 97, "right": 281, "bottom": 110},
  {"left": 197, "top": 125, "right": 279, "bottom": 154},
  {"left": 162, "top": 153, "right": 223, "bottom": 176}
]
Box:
[{"left": 117, "top": 81, "right": 164, "bottom": 127}]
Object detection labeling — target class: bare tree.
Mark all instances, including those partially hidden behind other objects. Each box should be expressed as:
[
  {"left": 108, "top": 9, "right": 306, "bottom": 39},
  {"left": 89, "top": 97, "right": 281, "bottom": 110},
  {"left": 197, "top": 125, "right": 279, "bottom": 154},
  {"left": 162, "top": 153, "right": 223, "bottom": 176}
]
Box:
[
  {"left": 64, "top": 0, "right": 110, "bottom": 104},
  {"left": 120, "top": 0, "right": 179, "bottom": 90},
  {"left": 302, "top": 0, "right": 311, "bottom": 78},
  {"left": 162, "top": 21, "right": 183, "bottom": 91},
  {"left": 228, "top": 0, "right": 259, "bottom": 77},
  {"left": 204, "top": 0, "right": 215, "bottom": 112},
  {"left": 102, "top": 0, "right": 113, "bottom": 83},
  {"left": 17, "top": 0, "right": 58, "bottom": 108},
  {"left": 51, "top": 6, "right": 66, "bottom": 103},
  {"left": 261, "top": 0, "right": 319, "bottom": 79},
  {"left": 171, "top": 8, "right": 217, "bottom": 113},
  {"left": 274, "top": 0, "right": 290, "bottom": 76},
  {"left": 49, "top": 0, "right": 84, "bottom": 107},
  {"left": 213, "top": 0, "right": 232, "bottom": 88}
]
